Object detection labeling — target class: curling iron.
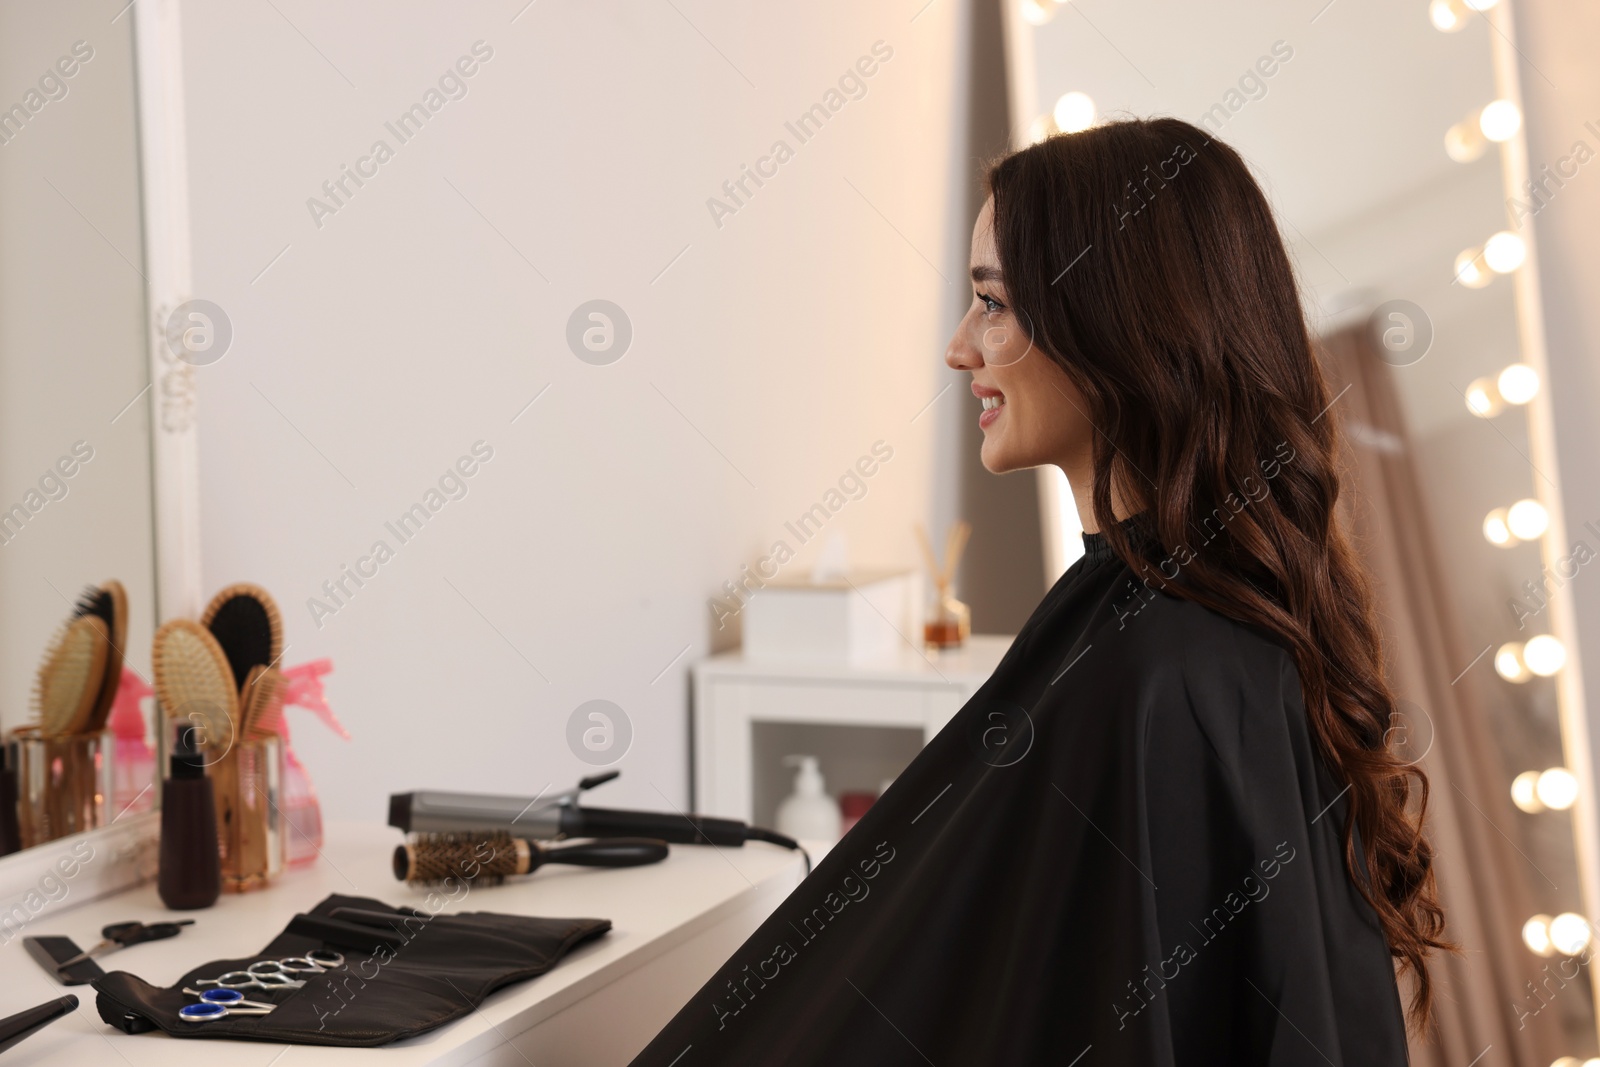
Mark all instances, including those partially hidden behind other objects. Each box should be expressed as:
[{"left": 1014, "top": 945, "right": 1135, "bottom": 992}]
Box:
[{"left": 387, "top": 770, "right": 801, "bottom": 851}]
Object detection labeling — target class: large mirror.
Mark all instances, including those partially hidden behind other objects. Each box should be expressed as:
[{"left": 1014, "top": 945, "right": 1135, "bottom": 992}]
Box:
[
  {"left": 1012, "top": 0, "right": 1596, "bottom": 1060},
  {"left": 0, "top": 1, "right": 174, "bottom": 884}
]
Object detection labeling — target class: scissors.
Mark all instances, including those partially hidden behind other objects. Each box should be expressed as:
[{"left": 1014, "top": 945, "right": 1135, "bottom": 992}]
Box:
[
  {"left": 182, "top": 989, "right": 277, "bottom": 1012},
  {"left": 55, "top": 920, "right": 194, "bottom": 972},
  {"left": 179, "top": 1001, "right": 274, "bottom": 1022},
  {"left": 247, "top": 950, "right": 344, "bottom": 979},
  {"left": 191, "top": 971, "right": 304, "bottom": 991},
  {"left": 194, "top": 950, "right": 345, "bottom": 990}
]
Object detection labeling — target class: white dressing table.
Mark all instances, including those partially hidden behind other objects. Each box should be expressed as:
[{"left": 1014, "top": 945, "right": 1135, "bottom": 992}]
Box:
[{"left": 0, "top": 822, "right": 805, "bottom": 1066}]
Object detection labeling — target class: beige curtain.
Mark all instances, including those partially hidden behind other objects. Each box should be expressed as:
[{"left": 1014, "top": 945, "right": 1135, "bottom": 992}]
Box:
[{"left": 1319, "top": 322, "right": 1564, "bottom": 1066}]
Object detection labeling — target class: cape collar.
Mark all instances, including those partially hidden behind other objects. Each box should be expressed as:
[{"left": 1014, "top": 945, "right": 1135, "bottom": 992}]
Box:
[{"left": 1080, "top": 512, "right": 1155, "bottom": 569}]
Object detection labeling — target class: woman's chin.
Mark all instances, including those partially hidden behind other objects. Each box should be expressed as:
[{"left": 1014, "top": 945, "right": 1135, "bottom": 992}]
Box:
[{"left": 979, "top": 436, "right": 1020, "bottom": 474}]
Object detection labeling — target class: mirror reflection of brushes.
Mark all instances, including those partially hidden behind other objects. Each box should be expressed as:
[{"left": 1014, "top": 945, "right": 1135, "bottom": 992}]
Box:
[
  {"left": 201, "top": 583, "right": 283, "bottom": 694},
  {"left": 33, "top": 615, "right": 109, "bottom": 738},
  {"left": 72, "top": 580, "right": 127, "bottom": 733},
  {"left": 392, "top": 833, "right": 669, "bottom": 886}
]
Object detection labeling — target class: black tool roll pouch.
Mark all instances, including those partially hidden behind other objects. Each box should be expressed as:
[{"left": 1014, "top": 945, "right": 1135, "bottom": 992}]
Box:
[{"left": 91, "top": 893, "right": 611, "bottom": 1046}]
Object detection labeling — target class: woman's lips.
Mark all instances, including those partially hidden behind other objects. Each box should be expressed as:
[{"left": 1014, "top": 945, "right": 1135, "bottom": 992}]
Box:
[{"left": 973, "top": 382, "right": 1004, "bottom": 429}]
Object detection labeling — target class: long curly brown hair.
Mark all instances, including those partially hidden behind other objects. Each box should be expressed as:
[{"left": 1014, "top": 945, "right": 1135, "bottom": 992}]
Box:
[{"left": 986, "top": 117, "right": 1450, "bottom": 1025}]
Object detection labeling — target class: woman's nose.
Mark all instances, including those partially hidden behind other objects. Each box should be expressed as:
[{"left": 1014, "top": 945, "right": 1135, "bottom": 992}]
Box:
[{"left": 946, "top": 317, "right": 983, "bottom": 371}]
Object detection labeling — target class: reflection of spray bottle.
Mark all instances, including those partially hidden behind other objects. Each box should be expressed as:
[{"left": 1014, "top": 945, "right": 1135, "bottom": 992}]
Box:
[
  {"left": 108, "top": 667, "right": 155, "bottom": 818},
  {"left": 775, "top": 756, "right": 841, "bottom": 843}
]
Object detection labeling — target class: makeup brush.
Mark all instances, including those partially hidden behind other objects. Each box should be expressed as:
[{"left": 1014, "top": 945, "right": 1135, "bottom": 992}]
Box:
[
  {"left": 32, "top": 616, "right": 110, "bottom": 738},
  {"left": 73, "top": 580, "right": 127, "bottom": 733},
  {"left": 152, "top": 619, "right": 239, "bottom": 740},
  {"left": 392, "top": 832, "right": 668, "bottom": 886},
  {"left": 201, "top": 583, "right": 283, "bottom": 695}
]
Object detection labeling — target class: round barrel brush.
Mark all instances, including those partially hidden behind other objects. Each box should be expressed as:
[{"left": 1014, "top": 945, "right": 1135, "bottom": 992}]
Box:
[{"left": 393, "top": 832, "right": 668, "bottom": 886}]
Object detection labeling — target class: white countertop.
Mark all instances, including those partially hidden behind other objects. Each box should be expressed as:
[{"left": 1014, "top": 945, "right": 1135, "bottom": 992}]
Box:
[{"left": 0, "top": 821, "right": 806, "bottom": 1066}]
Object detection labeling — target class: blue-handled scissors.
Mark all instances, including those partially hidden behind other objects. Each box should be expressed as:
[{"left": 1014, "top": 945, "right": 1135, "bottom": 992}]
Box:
[
  {"left": 179, "top": 1000, "right": 274, "bottom": 1022},
  {"left": 182, "top": 988, "right": 278, "bottom": 1011}
]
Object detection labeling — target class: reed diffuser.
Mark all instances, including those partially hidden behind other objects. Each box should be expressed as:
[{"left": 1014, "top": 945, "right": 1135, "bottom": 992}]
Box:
[{"left": 916, "top": 521, "right": 972, "bottom": 649}]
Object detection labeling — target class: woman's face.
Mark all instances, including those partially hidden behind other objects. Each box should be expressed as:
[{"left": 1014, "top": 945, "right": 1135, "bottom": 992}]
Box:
[{"left": 945, "top": 198, "right": 1094, "bottom": 477}]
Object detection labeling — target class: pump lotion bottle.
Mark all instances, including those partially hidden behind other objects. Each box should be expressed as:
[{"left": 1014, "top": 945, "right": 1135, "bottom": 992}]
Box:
[
  {"left": 775, "top": 755, "right": 842, "bottom": 844},
  {"left": 158, "top": 728, "right": 221, "bottom": 910}
]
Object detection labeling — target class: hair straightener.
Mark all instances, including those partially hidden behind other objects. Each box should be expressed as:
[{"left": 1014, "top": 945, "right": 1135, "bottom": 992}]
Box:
[{"left": 388, "top": 771, "right": 805, "bottom": 858}]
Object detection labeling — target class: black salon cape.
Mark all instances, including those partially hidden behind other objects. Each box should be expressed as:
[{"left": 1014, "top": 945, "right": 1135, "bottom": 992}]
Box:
[{"left": 631, "top": 527, "right": 1408, "bottom": 1066}]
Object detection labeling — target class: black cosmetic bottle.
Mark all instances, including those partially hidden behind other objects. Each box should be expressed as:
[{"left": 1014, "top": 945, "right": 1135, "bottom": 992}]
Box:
[{"left": 158, "top": 727, "right": 221, "bottom": 910}]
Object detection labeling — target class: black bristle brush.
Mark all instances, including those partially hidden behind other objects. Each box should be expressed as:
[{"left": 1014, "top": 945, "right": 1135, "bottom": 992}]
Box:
[
  {"left": 72, "top": 580, "right": 126, "bottom": 733},
  {"left": 201, "top": 583, "right": 283, "bottom": 691},
  {"left": 392, "top": 832, "right": 668, "bottom": 886}
]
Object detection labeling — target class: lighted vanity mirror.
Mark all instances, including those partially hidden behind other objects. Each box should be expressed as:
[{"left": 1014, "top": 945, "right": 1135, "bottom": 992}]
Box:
[
  {"left": 0, "top": 0, "right": 198, "bottom": 915},
  {"left": 1010, "top": 0, "right": 1597, "bottom": 1058}
]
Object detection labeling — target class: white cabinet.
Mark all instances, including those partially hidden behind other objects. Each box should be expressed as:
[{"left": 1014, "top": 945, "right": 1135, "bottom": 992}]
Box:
[{"left": 691, "top": 635, "right": 1013, "bottom": 826}]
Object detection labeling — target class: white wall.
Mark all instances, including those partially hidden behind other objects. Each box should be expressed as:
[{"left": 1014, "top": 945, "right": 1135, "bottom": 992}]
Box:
[{"left": 178, "top": 0, "right": 976, "bottom": 820}]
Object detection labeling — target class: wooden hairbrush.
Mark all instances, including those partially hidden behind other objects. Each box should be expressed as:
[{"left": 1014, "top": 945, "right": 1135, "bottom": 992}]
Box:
[
  {"left": 239, "top": 665, "right": 286, "bottom": 741},
  {"left": 201, "top": 583, "right": 283, "bottom": 694},
  {"left": 73, "top": 580, "right": 127, "bottom": 733},
  {"left": 392, "top": 832, "right": 668, "bottom": 886},
  {"left": 152, "top": 619, "right": 239, "bottom": 740},
  {"left": 32, "top": 616, "right": 110, "bottom": 738}
]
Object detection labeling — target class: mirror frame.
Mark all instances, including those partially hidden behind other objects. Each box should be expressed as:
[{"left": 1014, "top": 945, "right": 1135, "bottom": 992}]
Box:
[{"left": 0, "top": 0, "right": 200, "bottom": 921}]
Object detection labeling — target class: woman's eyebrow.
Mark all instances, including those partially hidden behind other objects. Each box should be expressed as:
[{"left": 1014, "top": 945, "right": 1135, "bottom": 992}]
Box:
[{"left": 970, "top": 265, "right": 1003, "bottom": 284}]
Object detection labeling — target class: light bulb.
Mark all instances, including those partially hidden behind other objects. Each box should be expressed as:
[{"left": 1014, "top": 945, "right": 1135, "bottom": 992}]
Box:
[
  {"left": 1446, "top": 120, "right": 1487, "bottom": 163},
  {"left": 1524, "top": 634, "right": 1567, "bottom": 677},
  {"left": 1484, "top": 231, "right": 1527, "bottom": 273},
  {"left": 1465, "top": 377, "right": 1503, "bottom": 417},
  {"left": 1480, "top": 100, "right": 1522, "bottom": 142},
  {"left": 1496, "top": 642, "right": 1530, "bottom": 682},
  {"left": 1551, "top": 913, "right": 1591, "bottom": 955},
  {"left": 1017, "top": 0, "right": 1056, "bottom": 24},
  {"left": 1484, "top": 508, "right": 1515, "bottom": 547},
  {"left": 1513, "top": 770, "right": 1545, "bottom": 813},
  {"left": 1524, "top": 914, "right": 1555, "bottom": 956},
  {"left": 1555, "top": 1058, "right": 1586, "bottom": 1067},
  {"left": 1020, "top": 0, "right": 1053, "bottom": 25},
  {"left": 1053, "top": 92, "right": 1096, "bottom": 134},
  {"left": 1508, "top": 498, "right": 1549, "bottom": 540},
  {"left": 1498, "top": 363, "right": 1539, "bottom": 404},
  {"left": 1429, "top": 0, "right": 1464, "bottom": 31},
  {"left": 1537, "top": 768, "right": 1579, "bottom": 811},
  {"left": 1463, "top": 0, "right": 1498, "bottom": 10},
  {"left": 1456, "top": 248, "right": 1492, "bottom": 288}
]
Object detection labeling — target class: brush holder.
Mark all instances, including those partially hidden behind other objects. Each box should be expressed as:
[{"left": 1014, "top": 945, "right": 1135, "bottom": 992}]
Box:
[
  {"left": 209, "top": 735, "right": 284, "bottom": 892},
  {"left": 12, "top": 729, "right": 113, "bottom": 849}
]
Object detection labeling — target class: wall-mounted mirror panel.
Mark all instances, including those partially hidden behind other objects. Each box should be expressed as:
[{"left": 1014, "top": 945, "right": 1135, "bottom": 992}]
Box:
[
  {"left": 0, "top": 2, "right": 159, "bottom": 860},
  {"left": 1013, "top": 0, "right": 1596, "bottom": 1060}
]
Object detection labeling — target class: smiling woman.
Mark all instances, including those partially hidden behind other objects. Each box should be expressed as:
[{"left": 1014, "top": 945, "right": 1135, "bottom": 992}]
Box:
[{"left": 629, "top": 118, "right": 1435, "bottom": 1067}]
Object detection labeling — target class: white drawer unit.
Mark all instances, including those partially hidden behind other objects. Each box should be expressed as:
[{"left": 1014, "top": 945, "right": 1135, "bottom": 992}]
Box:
[{"left": 691, "top": 635, "right": 1013, "bottom": 826}]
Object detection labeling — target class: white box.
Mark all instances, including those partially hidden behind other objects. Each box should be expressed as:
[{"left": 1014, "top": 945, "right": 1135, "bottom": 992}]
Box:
[{"left": 742, "top": 569, "right": 918, "bottom": 664}]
